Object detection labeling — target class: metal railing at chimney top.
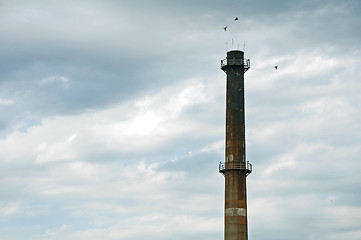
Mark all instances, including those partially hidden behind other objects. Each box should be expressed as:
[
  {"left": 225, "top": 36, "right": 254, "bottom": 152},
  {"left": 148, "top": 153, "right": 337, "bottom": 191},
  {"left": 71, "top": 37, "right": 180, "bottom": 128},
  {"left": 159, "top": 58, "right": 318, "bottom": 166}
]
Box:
[{"left": 220, "top": 58, "right": 250, "bottom": 73}]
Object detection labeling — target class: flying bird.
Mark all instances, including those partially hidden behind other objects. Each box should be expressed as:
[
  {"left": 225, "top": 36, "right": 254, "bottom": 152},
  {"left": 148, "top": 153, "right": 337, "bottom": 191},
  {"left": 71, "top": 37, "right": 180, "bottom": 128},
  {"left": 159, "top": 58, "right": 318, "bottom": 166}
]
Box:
[
  {"left": 274, "top": 65, "right": 278, "bottom": 70},
  {"left": 234, "top": 17, "right": 239, "bottom": 21},
  {"left": 224, "top": 26, "right": 227, "bottom": 31}
]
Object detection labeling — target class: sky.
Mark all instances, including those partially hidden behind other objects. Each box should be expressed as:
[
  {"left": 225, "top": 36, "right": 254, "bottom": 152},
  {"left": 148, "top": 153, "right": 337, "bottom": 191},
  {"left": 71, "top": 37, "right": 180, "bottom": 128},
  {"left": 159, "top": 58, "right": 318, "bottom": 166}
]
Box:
[{"left": 0, "top": 0, "right": 360, "bottom": 239}]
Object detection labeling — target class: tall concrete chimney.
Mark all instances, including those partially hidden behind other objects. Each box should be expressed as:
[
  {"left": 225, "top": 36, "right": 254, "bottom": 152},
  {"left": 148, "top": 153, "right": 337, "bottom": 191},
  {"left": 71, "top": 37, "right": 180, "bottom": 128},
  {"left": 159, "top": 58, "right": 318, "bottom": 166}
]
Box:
[{"left": 219, "top": 50, "right": 252, "bottom": 240}]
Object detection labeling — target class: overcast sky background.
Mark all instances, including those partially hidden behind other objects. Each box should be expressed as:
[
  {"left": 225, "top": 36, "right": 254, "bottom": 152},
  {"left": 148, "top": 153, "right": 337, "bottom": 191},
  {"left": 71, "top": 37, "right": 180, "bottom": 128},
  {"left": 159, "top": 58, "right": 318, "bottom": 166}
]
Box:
[{"left": 0, "top": 0, "right": 360, "bottom": 239}]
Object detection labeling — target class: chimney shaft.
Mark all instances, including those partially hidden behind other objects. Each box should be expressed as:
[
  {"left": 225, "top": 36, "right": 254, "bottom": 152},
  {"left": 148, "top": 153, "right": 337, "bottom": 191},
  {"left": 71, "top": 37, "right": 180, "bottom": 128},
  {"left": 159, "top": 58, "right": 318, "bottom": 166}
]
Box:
[{"left": 219, "top": 50, "right": 251, "bottom": 240}]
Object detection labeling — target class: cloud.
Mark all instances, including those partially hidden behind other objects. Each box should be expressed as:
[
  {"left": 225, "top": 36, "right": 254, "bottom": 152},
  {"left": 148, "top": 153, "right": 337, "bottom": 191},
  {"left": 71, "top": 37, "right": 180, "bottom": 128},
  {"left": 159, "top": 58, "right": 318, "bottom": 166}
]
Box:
[
  {"left": 0, "top": 202, "right": 21, "bottom": 216},
  {"left": 0, "top": 0, "right": 360, "bottom": 240},
  {"left": 39, "top": 76, "right": 71, "bottom": 89},
  {"left": 0, "top": 98, "right": 14, "bottom": 105}
]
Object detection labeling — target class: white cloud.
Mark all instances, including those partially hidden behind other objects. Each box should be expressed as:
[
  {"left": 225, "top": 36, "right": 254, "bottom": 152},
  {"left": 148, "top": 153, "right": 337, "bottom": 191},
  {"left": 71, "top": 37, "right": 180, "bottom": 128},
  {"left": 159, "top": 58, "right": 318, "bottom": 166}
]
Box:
[
  {"left": 0, "top": 98, "right": 14, "bottom": 105},
  {"left": 37, "top": 213, "right": 221, "bottom": 240},
  {"left": 42, "top": 224, "right": 73, "bottom": 239},
  {"left": 201, "top": 140, "right": 224, "bottom": 153},
  {"left": 0, "top": 1, "right": 360, "bottom": 240},
  {"left": 0, "top": 201, "right": 21, "bottom": 216},
  {"left": 39, "top": 76, "right": 71, "bottom": 89}
]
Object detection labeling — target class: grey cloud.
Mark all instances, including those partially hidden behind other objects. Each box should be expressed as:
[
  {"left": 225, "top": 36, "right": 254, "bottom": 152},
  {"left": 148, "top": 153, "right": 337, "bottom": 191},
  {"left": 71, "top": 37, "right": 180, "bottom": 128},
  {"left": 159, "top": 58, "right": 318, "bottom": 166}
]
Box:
[{"left": 1, "top": 0, "right": 361, "bottom": 239}]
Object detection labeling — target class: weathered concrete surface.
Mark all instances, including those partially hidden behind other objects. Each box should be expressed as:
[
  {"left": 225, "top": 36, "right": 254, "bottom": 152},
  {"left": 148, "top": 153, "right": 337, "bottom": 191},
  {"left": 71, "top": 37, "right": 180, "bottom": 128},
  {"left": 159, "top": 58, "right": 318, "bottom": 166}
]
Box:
[{"left": 222, "top": 50, "right": 248, "bottom": 240}]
